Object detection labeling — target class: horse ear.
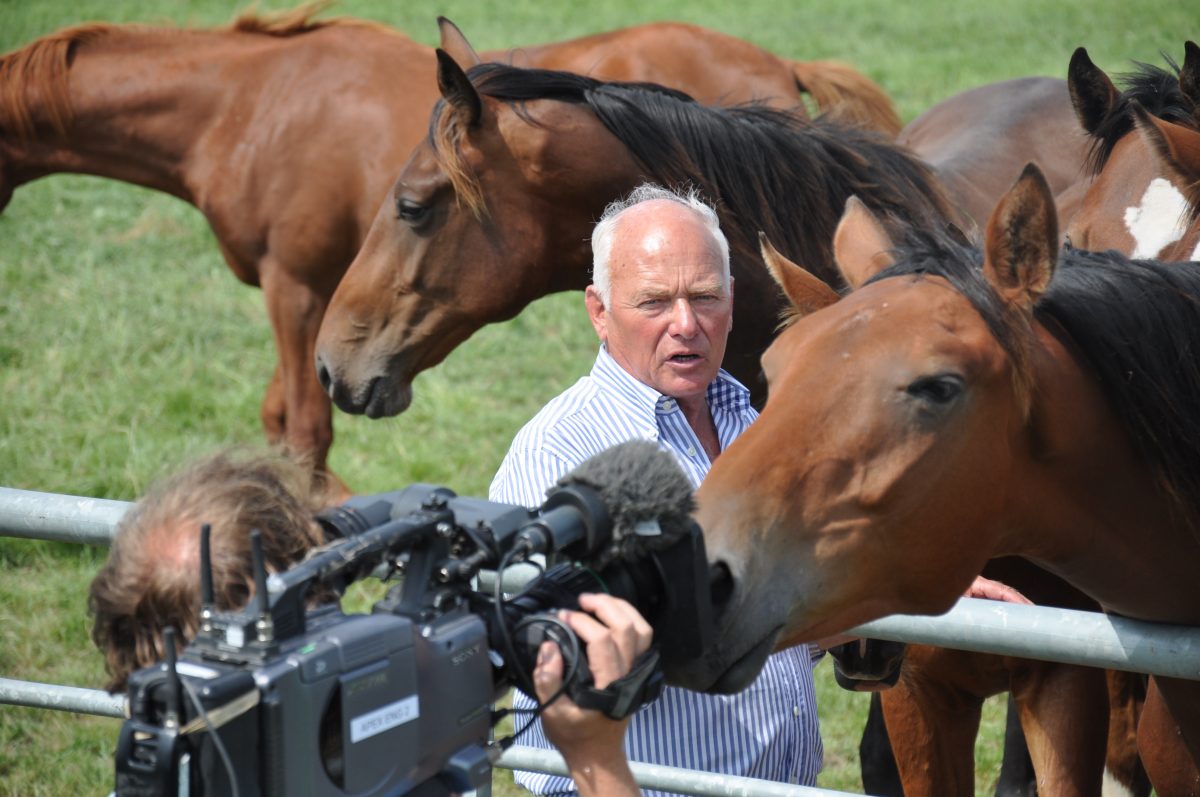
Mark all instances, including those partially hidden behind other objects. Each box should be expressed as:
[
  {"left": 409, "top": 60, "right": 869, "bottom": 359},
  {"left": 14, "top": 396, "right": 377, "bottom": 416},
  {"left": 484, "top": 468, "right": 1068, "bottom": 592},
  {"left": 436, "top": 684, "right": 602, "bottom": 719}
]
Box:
[
  {"left": 758, "top": 232, "right": 840, "bottom": 315},
  {"left": 983, "top": 163, "right": 1057, "bottom": 308},
  {"left": 436, "top": 48, "right": 481, "bottom": 127},
  {"left": 438, "top": 17, "right": 482, "bottom": 69},
  {"left": 1182, "top": 41, "right": 1200, "bottom": 120},
  {"left": 1132, "top": 102, "right": 1200, "bottom": 207},
  {"left": 832, "top": 196, "right": 896, "bottom": 289},
  {"left": 1067, "top": 47, "right": 1118, "bottom": 136}
]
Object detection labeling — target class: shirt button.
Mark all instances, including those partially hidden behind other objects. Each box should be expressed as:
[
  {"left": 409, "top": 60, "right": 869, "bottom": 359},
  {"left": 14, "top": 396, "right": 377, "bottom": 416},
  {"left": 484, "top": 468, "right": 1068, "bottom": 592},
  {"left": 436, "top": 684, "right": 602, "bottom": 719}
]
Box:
[
  {"left": 789, "top": 775, "right": 799, "bottom": 784},
  {"left": 793, "top": 705, "right": 801, "bottom": 717},
  {"left": 687, "top": 445, "right": 697, "bottom": 457}
]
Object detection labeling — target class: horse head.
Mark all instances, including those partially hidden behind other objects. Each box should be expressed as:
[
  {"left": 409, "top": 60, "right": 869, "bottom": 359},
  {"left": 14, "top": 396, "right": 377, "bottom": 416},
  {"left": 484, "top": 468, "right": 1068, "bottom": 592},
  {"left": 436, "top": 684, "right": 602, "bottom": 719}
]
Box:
[
  {"left": 678, "top": 167, "right": 1059, "bottom": 693},
  {"left": 1065, "top": 43, "right": 1200, "bottom": 258},
  {"left": 314, "top": 50, "right": 637, "bottom": 417}
]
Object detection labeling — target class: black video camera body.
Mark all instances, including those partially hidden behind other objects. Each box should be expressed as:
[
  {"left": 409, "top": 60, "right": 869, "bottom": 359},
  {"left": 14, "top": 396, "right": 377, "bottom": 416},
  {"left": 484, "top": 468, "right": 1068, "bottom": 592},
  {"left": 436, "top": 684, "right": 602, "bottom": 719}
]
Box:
[{"left": 115, "top": 446, "right": 716, "bottom": 797}]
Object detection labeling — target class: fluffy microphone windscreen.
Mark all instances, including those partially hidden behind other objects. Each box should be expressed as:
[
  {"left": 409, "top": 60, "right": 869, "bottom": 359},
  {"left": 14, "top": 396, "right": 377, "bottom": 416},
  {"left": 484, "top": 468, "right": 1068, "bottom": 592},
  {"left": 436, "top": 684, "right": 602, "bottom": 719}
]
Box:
[{"left": 555, "top": 440, "right": 695, "bottom": 569}]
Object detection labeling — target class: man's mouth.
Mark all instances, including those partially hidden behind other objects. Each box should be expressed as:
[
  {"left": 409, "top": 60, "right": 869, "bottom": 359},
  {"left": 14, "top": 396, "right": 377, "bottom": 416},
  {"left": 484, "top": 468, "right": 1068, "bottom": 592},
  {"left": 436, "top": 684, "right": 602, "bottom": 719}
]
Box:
[{"left": 669, "top": 353, "right": 701, "bottom": 363}]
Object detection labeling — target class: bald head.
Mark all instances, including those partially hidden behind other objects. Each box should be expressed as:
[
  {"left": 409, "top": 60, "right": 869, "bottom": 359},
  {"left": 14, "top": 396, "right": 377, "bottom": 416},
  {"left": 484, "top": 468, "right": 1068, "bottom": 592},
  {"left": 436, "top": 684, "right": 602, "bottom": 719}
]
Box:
[{"left": 591, "top": 184, "right": 730, "bottom": 306}]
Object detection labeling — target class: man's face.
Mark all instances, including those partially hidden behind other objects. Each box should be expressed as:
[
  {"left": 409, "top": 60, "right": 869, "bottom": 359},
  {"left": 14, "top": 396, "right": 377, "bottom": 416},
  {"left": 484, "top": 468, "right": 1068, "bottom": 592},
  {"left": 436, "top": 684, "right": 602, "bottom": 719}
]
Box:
[{"left": 586, "top": 201, "right": 733, "bottom": 403}]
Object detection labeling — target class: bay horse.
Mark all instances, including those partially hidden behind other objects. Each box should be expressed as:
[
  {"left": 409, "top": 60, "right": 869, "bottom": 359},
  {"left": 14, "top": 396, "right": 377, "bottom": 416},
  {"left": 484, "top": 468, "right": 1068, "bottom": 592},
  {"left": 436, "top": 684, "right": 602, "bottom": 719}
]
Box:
[
  {"left": 1064, "top": 42, "right": 1200, "bottom": 261},
  {"left": 313, "top": 52, "right": 951, "bottom": 418},
  {"left": 687, "top": 164, "right": 1200, "bottom": 795},
  {"left": 762, "top": 231, "right": 1136, "bottom": 797},
  {"left": 899, "top": 76, "right": 1091, "bottom": 231},
  {"left": 0, "top": 5, "right": 898, "bottom": 481}
]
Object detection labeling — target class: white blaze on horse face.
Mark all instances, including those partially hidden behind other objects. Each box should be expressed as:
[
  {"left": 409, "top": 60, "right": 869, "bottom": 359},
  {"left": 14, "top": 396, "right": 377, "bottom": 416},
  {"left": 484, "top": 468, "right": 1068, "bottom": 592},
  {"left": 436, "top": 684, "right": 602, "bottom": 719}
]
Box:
[{"left": 1123, "top": 178, "right": 1189, "bottom": 259}]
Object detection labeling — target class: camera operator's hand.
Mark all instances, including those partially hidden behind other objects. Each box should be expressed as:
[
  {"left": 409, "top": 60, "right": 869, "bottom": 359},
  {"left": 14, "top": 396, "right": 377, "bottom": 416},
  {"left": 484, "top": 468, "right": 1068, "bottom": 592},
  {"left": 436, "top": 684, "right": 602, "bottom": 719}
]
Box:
[{"left": 534, "top": 593, "right": 650, "bottom": 797}]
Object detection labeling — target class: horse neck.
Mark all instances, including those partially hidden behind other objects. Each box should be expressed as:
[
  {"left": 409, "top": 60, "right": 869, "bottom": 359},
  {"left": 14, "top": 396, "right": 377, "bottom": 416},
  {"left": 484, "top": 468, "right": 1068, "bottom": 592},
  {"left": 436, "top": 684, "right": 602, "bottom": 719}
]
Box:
[
  {"left": 1005, "top": 324, "right": 1200, "bottom": 623},
  {"left": 2, "top": 27, "right": 246, "bottom": 202}
]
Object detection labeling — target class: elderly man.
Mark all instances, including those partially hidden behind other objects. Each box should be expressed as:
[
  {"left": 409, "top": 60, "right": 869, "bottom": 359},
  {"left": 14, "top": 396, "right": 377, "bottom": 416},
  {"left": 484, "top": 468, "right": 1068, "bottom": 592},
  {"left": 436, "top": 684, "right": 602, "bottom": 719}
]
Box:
[{"left": 491, "top": 183, "right": 824, "bottom": 795}]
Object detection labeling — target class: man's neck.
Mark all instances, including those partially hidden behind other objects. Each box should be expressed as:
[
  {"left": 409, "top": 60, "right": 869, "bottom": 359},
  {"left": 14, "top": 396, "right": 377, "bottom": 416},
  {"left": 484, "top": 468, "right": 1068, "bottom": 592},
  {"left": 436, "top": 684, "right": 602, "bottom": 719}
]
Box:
[{"left": 678, "top": 395, "right": 722, "bottom": 460}]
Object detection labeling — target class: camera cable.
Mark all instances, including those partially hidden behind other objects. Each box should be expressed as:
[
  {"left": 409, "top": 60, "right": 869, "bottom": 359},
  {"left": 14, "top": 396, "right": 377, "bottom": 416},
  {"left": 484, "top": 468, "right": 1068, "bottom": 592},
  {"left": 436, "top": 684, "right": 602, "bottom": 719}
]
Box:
[
  {"left": 491, "top": 549, "right": 582, "bottom": 749},
  {"left": 179, "top": 677, "right": 241, "bottom": 797}
]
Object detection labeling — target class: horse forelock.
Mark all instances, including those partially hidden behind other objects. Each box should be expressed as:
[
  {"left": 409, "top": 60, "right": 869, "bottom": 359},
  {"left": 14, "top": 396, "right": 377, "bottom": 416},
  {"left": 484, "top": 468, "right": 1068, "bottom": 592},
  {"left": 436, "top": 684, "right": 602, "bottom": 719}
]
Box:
[
  {"left": 428, "top": 99, "right": 487, "bottom": 218},
  {"left": 1085, "top": 57, "right": 1196, "bottom": 175},
  {"left": 868, "top": 229, "right": 1039, "bottom": 418},
  {"left": 1036, "top": 248, "right": 1200, "bottom": 533}
]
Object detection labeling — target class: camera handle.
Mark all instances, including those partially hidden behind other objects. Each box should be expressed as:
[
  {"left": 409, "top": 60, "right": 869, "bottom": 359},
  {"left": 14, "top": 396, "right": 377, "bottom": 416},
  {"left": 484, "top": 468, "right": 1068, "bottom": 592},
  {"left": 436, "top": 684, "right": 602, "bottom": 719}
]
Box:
[
  {"left": 568, "top": 647, "right": 664, "bottom": 721},
  {"left": 516, "top": 614, "right": 664, "bottom": 721}
]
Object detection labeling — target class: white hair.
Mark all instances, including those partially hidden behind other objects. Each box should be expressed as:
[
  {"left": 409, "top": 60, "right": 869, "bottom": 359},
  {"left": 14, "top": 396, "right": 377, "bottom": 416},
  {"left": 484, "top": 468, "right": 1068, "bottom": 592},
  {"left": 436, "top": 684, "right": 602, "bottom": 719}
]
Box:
[{"left": 590, "top": 183, "right": 731, "bottom": 306}]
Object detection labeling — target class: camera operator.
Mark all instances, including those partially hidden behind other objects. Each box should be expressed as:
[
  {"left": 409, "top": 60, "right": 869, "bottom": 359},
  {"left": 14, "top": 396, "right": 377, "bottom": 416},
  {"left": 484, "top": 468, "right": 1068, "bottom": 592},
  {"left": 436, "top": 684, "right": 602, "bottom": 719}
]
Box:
[
  {"left": 91, "top": 447, "right": 650, "bottom": 795},
  {"left": 89, "top": 448, "right": 332, "bottom": 692}
]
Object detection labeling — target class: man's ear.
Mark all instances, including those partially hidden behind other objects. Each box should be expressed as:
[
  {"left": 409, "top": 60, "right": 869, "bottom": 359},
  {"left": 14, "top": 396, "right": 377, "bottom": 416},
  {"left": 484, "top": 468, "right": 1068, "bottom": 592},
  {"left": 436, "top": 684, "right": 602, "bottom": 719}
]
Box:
[
  {"left": 728, "top": 275, "right": 735, "bottom": 331},
  {"left": 585, "top": 285, "right": 608, "bottom": 342}
]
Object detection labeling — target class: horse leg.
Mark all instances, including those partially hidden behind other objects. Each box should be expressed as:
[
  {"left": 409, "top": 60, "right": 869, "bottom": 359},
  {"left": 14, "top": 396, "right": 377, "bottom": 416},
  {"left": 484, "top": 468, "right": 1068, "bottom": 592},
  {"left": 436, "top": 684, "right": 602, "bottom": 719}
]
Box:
[
  {"left": 1139, "top": 676, "right": 1200, "bottom": 796},
  {"left": 1009, "top": 659, "right": 1107, "bottom": 797},
  {"left": 1104, "top": 670, "right": 1150, "bottom": 797},
  {"left": 880, "top": 646, "right": 983, "bottom": 797},
  {"left": 261, "top": 363, "right": 287, "bottom": 445},
  {"left": 994, "top": 695, "right": 1036, "bottom": 797},
  {"left": 860, "top": 693, "right": 904, "bottom": 797},
  {"left": 258, "top": 260, "right": 341, "bottom": 491}
]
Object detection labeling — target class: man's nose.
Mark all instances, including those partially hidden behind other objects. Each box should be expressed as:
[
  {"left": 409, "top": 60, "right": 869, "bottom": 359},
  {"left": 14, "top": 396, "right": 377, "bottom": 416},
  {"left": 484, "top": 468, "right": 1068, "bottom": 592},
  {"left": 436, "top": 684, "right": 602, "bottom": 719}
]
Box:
[{"left": 669, "top": 299, "right": 698, "bottom": 337}]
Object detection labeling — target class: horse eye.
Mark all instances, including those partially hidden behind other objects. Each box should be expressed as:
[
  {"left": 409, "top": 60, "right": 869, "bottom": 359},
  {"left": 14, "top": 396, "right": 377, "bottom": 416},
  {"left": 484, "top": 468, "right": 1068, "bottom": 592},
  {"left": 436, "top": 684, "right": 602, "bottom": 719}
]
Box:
[
  {"left": 906, "top": 374, "right": 964, "bottom": 405},
  {"left": 396, "top": 198, "right": 429, "bottom": 224}
]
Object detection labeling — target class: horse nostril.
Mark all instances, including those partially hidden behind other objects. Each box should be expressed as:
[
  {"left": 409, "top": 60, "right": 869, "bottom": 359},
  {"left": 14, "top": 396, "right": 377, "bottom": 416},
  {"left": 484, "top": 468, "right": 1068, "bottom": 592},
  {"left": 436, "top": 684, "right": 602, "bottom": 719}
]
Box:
[
  {"left": 315, "top": 355, "right": 333, "bottom": 395},
  {"left": 708, "top": 561, "right": 734, "bottom": 609}
]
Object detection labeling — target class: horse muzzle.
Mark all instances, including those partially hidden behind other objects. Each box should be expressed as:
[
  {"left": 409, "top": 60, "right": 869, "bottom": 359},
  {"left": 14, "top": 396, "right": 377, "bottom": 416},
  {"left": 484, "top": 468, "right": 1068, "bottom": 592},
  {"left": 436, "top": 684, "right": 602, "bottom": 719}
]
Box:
[
  {"left": 828, "top": 638, "right": 907, "bottom": 692},
  {"left": 315, "top": 352, "right": 414, "bottom": 418}
]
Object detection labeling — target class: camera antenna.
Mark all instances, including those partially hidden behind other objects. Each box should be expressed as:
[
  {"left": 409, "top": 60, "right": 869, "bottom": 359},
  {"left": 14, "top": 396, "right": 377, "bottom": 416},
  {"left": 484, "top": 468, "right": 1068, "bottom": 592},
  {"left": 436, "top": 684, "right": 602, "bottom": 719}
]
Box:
[
  {"left": 199, "top": 523, "right": 215, "bottom": 631},
  {"left": 250, "top": 530, "right": 274, "bottom": 643},
  {"left": 162, "top": 626, "right": 182, "bottom": 728}
]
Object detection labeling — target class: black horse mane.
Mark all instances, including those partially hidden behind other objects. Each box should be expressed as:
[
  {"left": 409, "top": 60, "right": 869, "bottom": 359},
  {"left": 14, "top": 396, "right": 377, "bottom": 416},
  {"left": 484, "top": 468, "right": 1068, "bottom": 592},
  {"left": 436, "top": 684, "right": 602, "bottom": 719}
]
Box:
[
  {"left": 1086, "top": 56, "right": 1196, "bottom": 175},
  {"left": 872, "top": 230, "right": 1200, "bottom": 530},
  {"left": 458, "top": 62, "right": 952, "bottom": 289}
]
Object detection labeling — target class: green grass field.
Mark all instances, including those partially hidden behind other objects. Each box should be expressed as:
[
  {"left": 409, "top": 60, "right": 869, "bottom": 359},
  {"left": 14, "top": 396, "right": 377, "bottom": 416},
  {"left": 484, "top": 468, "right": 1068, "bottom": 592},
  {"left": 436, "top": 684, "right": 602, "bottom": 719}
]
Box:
[{"left": 0, "top": 0, "right": 1190, "bottom": 794}]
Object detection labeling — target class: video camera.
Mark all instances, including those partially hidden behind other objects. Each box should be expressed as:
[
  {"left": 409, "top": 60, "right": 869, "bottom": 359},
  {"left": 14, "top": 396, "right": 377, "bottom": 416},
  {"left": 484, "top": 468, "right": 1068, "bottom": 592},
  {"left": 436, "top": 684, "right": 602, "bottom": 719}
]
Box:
[{"left": 114, "top": 442, "right": 715, "bottom": 797}]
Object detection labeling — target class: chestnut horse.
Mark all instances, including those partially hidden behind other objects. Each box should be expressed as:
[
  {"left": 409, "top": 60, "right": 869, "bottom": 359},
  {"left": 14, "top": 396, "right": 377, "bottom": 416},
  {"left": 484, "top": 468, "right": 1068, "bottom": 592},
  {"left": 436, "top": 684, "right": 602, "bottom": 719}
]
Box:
[
  {"left": 0, "top": 6, "right": 898, "bottom": 479},
  {"left": 899, "top": 76, "right": 1091, "bottom": 231},
  {"left": 688, "top": 164, "right": 1200, "bottom": 795},
  {"left": 1065, "top": 42, "right": 1200, "bottom": 261},
  {"left": 314, "top": 52, "right": 951, "bottom": 417}
]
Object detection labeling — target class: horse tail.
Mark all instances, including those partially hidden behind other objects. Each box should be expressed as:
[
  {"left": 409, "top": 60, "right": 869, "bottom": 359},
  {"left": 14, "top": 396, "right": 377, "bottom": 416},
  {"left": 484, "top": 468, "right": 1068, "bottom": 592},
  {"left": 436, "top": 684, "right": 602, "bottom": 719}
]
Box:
[
  {"left": 0, "top": 25, "right": 108, "bottom": 140},
  {"left": 790, "top": 60, "right": 902, "bottom": 138}
]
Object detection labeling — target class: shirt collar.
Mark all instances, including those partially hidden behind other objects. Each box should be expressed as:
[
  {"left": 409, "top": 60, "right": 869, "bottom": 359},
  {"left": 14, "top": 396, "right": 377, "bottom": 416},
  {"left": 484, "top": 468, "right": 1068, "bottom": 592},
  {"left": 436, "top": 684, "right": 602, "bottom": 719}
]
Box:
[{"left": 590, "top": 345, "right": 752, "bottom": 418}]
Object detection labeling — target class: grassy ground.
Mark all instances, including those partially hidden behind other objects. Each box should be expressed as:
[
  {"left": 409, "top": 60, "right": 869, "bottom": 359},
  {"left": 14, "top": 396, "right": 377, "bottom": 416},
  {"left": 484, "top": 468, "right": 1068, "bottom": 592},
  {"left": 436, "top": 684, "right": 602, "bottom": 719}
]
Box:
[{"left": 0, "top": 0, "right": 1189, "bottom": 794}]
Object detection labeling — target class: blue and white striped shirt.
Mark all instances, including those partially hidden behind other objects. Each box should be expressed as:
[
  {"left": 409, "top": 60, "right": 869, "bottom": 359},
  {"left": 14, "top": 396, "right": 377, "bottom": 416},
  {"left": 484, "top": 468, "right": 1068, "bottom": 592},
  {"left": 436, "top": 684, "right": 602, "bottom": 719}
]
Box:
[{"left": 490, "top": 346, "right": 823, "bottom": 797}]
